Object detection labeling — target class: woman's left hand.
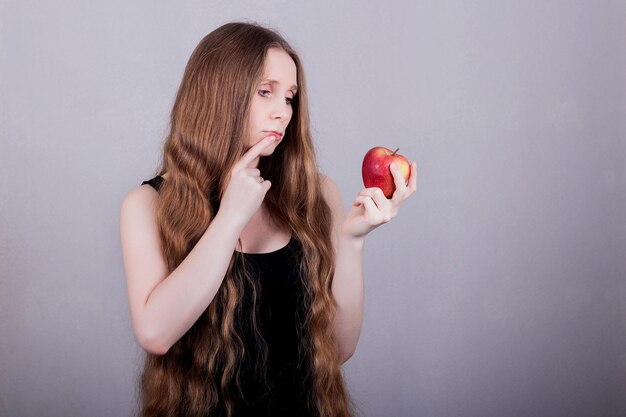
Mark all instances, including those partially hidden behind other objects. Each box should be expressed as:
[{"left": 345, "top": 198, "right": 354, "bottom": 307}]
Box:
[{"left": 341, "top": 162, "right": 418, "bottom": 240}]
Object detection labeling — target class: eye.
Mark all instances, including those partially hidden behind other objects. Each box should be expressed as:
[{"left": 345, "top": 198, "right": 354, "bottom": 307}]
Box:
[{"left": 258, "top": 89, "right": 295, "bottom": 106}]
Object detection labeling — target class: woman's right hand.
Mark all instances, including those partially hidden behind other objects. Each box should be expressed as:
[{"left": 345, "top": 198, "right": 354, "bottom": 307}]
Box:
[{"left": 218, "top": 136, "right": 277, "bottom": 226}]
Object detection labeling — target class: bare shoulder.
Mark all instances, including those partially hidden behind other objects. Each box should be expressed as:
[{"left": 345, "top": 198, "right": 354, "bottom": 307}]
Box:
[
  {"left": 119, "top": 183, "right": 162, "bottom": 258},
  {"left": 122, "top": 184, "right": 158, "bottom": 208},
  {"left": 120, "top": 184, "right": 160, "bottom": 234},
  {"left": 121, "top": 183, "right": 159, "bottom": 212},
  {"left": 319, "top": 173, "right": 343, "bottom": 208}
]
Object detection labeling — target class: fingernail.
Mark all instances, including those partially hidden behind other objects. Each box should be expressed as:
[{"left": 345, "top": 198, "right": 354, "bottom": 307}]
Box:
[{"left": 391, "top": 163, "right": 397, "bottom": 170}]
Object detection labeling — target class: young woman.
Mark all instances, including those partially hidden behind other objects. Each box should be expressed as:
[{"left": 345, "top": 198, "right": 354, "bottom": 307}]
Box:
[{"left": 119, "top": 21, "right": 417, "bottom": 417}]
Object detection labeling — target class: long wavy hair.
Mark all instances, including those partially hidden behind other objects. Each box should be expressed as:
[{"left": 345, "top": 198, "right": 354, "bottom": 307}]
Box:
[{"left": 138, "top": 21, "right": 356, "bottom": 417}]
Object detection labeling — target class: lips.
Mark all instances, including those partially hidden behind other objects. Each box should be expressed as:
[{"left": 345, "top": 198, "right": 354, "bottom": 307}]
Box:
[{"left": 264, "top": 131, "right": 283, "bottom": 140}]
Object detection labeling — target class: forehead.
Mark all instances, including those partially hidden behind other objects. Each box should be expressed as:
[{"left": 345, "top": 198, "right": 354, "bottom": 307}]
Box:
[{"left": 261, "top": 48, "right": 297, "bottom": 89}]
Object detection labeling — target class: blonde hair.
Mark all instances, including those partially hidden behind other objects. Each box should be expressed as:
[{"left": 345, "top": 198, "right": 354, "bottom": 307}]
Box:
[{"left": 139, "top": 21, "right": 355, "bottom": 417}]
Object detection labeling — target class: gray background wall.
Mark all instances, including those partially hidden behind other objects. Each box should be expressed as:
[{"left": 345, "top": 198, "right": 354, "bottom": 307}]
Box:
[{"left": 1, "top": 1, "right": 625, "bottom": 416}]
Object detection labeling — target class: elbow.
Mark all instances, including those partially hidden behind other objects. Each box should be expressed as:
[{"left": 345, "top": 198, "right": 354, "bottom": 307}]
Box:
[
  {"left": 142, "top": 340, "right": 169, "bottom": 356},
  {"left": 137, "top": 324, "right": 170, "bottom": 356},
  {"left": 340, "top": 348, "right": 355, "bottom": 365},
  {"left": 140, "top": 336, "right": 170, "bottom": 356}
]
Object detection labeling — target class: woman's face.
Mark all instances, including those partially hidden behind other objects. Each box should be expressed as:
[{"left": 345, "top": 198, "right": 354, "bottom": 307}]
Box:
[{"left": 247, "top": 48, "right": 298, "bottom": 155}]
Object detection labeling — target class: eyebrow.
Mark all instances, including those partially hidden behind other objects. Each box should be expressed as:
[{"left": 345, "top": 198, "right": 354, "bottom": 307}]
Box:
[{"left": 260, "top": 79, "right": 298, "bottom": 93}]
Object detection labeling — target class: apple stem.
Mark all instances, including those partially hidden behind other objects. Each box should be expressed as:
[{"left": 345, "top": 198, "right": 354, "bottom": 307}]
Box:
[{"left": 392, "top": 148, "right": 399, "bottom": 156}]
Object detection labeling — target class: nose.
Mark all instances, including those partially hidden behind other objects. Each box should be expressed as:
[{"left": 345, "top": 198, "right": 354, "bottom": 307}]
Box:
[{"left": 270, "top": 97, "right": 290, "bottom": 121}]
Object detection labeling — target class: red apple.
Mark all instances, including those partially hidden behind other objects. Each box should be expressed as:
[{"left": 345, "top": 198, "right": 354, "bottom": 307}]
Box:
[{"left": 362, "top": 147, "right": 410, "bottom": 198}]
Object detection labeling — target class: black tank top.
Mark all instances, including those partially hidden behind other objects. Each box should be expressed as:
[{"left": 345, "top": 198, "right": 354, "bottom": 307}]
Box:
[{"left": 141, "top": 176, "right": 315, "bottom": 417}]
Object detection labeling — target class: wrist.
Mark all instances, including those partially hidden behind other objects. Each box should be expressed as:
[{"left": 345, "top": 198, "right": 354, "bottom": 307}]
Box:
[
  {"left": 339, "top": 227, "right": 365, "bottom": 249},
  {"left": 214, "top": 210, "right": 247, "bottom": 233}
]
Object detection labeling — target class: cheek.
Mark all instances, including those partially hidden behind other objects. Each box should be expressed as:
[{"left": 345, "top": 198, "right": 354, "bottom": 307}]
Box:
[
  {"left": 248, "top": 114, "right": 263, "bottom": 135},
  {"left": 248, "top": 99, "right": 262, "bottom": 122}
]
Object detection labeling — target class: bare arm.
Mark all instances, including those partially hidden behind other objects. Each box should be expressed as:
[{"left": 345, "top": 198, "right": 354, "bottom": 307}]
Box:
[
  {"left": 120, "top": 188, "right": 246, "bottom": 355},
  {"left": 333, "top": 231, "right": 365, "bottom": 364},
  {"left": 320, "top": 175, "right": 365, "bottom": 364}
]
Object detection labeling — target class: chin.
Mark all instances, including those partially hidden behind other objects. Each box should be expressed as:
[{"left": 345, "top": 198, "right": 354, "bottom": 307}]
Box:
[{"left": 262, "top": 144, "right": 277, "bottom": 153}]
